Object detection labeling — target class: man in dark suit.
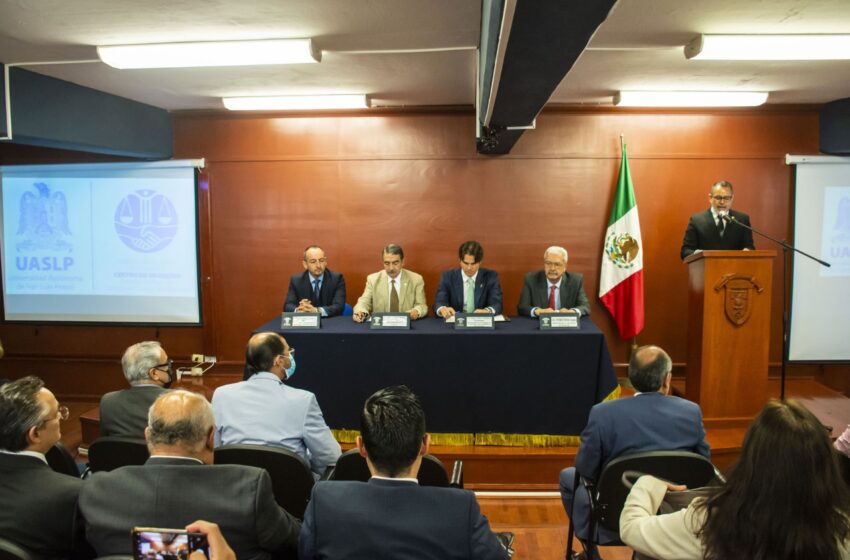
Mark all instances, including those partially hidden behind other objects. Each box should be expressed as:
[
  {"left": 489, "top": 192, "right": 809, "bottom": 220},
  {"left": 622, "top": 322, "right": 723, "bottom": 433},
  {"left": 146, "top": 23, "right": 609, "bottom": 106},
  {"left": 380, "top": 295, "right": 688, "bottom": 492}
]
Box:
[
  {"left": 680, "top": 180, "right": 755, "bottom": 260},
  {"left": 299, "top": 385, "right": 509, "bottom": 560},
  {"left": 80, "top": 390, "right": 300, "bottom": 560},
  {"left": 99, "top": 341, "right": 171, "bottom": 438},
  {"left": 283, "top": 245, "right": 346, "bottom": 317},
  {"left": 559, "top": 346, "right": 710, "bottom": 557},
  {"left": 517, "top": 246, "right": 590, "bottom": 317},
  {"left": 434, "top": 240, "right": 503, "bottom": 318},
  {"left": 0, "top": 376, "right": 85, "bottom": 559}
]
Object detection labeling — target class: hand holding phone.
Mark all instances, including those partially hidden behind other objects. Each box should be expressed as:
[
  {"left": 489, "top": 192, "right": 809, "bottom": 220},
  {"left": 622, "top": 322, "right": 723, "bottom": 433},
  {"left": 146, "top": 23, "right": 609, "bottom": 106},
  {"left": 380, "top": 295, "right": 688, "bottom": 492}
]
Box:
[{"left": 131, "top": 527, "right": 209, "bottom": 560}]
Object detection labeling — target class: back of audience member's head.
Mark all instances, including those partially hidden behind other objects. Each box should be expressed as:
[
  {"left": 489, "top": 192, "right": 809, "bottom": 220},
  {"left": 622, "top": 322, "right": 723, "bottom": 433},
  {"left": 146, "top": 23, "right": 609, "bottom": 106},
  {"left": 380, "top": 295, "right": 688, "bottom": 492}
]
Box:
[
  {"left": 147, "top": 390, "right": 215, "bottom": 454},
  {"left": 627, "top": 345, "right": 671, "bottom": 393},
  {"left": 699, "top": 399, "right": 850, "bottom": 560},
  {"left": 360, "top": 385, "right": 425, "bottom": 477},
  {"left": 245, "top": 332, "right": 285, "bottom": 378},
  {"left": 0, "top": 376, "right": 46, "bottom": 452},
  {"left": 122, "top": 341, "right": 163, "bottom": 384}
]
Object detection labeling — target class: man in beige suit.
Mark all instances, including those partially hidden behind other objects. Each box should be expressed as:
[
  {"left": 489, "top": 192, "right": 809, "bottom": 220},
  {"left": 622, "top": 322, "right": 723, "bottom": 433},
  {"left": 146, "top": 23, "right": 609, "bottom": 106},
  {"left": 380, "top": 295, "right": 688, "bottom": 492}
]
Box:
[{"left": 353, "top": 244, "right": 428, "bottom": 322}]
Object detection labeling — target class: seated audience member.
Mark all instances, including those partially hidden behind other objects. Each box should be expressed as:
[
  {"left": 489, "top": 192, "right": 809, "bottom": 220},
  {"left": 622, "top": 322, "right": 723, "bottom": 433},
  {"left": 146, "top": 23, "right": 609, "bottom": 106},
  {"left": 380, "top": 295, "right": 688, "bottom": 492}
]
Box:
[
  {"left": 517, "top": 246, "right": 590, "bottom": 317},
  {"left": 434, "top": 240, "right": 503, "bottom": 318},
  {"left": 0, "top": 376, "right": 85, "bottom": 559},
  {"left": 560, "top": 345, "right": 709, "bottom": 554},
  {"left": 212, "top": 332, "right": 340, "bottom": 477},
  {"left": 80, "top": 390, "right": 300, "bottom": 560},
  {"left": 100, "top": 341, "right": 172, "bottom": 437},
  {"left": 299, "top": 385, "right": 509, "bottom": 560},
  {"left": 283, "top": 245, "right": 347, "bottom": 317},
  {"left": 620, "top": 399, "right": 850, "bottom": 560},
  {"left": 352, "top": 243, "right": 428, "bottom": 322}
]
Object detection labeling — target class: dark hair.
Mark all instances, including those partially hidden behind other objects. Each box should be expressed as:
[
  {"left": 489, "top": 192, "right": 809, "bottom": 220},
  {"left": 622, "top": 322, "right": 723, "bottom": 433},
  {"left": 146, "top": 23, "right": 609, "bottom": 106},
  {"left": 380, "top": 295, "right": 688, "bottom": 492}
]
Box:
[
  {"left": 360, "top": 385, "right": 425, "bottom": 477},
  {"left": 458, "top": 240, "right": 484, "bottom": 263},
  {"left": 0, "top": 376, "right": 47, "bottom": 452},
  {"left": 711, "top": 180, "right": 734, "bottom": 194},
  {"left": 245, "top": 332, "right": 285, "bottom": 376},
  {"left": 628, "top": 345, "right": 671, "bottom": 392},
  {"left": 698, "top": 399, "right": 850, "bottom": 560},
  {"left": 147, "top": 390, "right": 214, "bottom": 453},
  {"left": 303, "top": 245, "right": 323, "bottom": 260},
  {"left": 382, "top": 244, "right": 404, "bottom": 260}
]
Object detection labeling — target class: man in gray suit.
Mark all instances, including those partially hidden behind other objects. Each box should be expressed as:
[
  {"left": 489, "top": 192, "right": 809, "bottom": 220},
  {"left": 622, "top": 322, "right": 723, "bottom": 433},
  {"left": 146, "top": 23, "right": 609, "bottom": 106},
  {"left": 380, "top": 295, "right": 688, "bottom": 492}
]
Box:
[
  {"left": 99, "top": 340, "right": 172, "bottom": 438},
  {"left": 0, "top": 376, "right": 84, "bottom": 559},
  {"left": 80, "top": 390, "right": 300, "bottom": 560},
  {"left": 517, "top": 246, "right": 591, "bottom": 317}
]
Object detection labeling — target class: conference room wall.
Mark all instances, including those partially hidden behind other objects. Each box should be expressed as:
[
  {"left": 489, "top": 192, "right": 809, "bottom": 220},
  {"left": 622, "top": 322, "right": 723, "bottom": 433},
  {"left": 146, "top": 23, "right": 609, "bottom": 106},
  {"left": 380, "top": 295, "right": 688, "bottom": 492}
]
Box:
[{"left": 1, "top": 106, "right": 847, "bottom": 399}]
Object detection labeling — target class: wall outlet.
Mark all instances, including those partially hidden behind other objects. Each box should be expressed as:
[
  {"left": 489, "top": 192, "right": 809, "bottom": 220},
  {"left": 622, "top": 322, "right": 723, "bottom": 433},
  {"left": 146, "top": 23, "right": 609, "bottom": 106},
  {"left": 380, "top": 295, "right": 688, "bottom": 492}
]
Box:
[
  {"left": 190, "top": 366, "right": 204, "bottom": 375},
  {"left": 204, "top": 355, "right": 217, "bottom": 363},
  {"left": 191, "top": 353, "right": 204, "bottom": 363}
]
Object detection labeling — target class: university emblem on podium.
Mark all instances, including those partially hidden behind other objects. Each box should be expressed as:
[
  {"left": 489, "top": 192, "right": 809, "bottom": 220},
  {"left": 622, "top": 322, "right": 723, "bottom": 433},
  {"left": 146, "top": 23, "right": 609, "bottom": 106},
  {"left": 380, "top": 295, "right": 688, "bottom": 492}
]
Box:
[{"left": 713, "top": 274, "right": 764, "bottom": 326}]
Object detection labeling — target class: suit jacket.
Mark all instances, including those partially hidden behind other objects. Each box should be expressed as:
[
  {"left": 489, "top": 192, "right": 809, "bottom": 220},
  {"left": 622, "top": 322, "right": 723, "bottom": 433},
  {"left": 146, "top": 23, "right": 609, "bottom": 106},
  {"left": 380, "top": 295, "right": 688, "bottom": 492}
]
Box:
[
  {"left": 433, "top": 268, "right": 503, "bottom": 315},
  {"left": 99, "top": 385, "right": 169, "bottom": 438},
  {"left": 79, "top": 457, "right": 300, "bottom": 560},
  {"left": 680, "top": 208, "right": 755, "bottom": 260},
  {"left": 575, "top": 392, "right": 710, "bottom": 481},
  {"left": 283, "top": 269, "right": 346, "bottom": 317},
  {"left": 0, "top": 453, "right": 84, "bottom": 559},
  {"left": 516, "top": 270, "right": 591, "bottom": 317},
  {"left": 353, "top": 269, "right": 428, "bottom": 318},
  {"left": 299, "top": 478, "right": 509, "bottom": 560}
]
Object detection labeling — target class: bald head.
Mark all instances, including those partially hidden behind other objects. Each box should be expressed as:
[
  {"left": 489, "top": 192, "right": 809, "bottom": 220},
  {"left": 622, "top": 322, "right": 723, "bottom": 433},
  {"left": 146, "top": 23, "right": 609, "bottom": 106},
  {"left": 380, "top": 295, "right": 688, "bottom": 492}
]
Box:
[
  {"left": 628, "top": 345, "right": 672, "bottom": 393},
  {"left": 146, "top": 390, "right": 214, "bottom": 458},
  {"left": 245, "top": 332, "right": 288, "bottom": 376}
]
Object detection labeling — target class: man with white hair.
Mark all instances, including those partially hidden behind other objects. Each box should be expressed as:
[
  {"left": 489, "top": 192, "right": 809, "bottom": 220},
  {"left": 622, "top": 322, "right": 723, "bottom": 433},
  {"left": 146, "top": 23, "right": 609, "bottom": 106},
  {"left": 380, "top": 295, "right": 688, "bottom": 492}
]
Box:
[
  {"left": 517, "top": 246, "right": 590, "bottom": 317},
  {"left": 80, "top": 390, "right": 300, "bottom": 560},
  {"left": 99, "top": 340, "right": 172, "bottom": 438}
]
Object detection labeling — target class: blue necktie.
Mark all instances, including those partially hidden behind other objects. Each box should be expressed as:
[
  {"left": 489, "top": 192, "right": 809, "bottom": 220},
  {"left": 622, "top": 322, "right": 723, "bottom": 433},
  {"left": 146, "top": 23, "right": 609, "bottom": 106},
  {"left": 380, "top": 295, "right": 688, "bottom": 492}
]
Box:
[{"left": 312, "top": 280, "right": 320, "bottom": 304}]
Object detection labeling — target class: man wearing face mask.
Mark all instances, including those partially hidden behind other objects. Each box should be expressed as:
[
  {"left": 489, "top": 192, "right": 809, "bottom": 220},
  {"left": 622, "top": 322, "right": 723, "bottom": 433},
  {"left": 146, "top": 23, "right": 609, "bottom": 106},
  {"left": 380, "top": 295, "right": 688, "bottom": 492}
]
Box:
[
  {"left": 100, "top": 340, "right": 173, "bottom": 438},
  {"left": 211, "top": 332, "right": 340, "bottom": 478}
]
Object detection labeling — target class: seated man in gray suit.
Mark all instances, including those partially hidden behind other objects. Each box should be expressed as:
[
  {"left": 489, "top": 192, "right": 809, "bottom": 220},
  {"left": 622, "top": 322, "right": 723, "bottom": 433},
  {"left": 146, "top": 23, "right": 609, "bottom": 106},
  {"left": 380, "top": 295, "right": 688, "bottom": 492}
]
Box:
[
  {"left": 99, "top": 341, "right": 172, "bottom": 438},
  {"left": 299, "top": 385, "right": 509, "bottom": 560},
  {"left": 80, "top": 390, "right": 300, "bottom": 560},
  {"left": 0, "top": 376, "right": 85, "bottom": 559},
  {"left": 559, "top": 346, "right": 710, "bottom": 557},
  {"left": 517, "top": 246, "right": 590, "bottom": 317},
  {"left": 353, "top": 243, "right": 428, "bottom": 322}
]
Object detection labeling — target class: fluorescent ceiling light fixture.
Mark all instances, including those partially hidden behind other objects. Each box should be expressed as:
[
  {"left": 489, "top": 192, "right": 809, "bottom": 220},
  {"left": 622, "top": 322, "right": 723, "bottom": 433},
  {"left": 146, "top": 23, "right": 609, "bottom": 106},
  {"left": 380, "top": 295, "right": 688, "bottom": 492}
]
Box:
[
  {"left": 223, "top": 94, "right": 370, "bottom": 111},
  {"left": 97, "top": 39, "right": 320, "bottom": 69},
  {"left": 614, "top": 91, "right": 768, "bottom": 107},
  {"left": 686, "top": 34, "right": 850, "bottom": 60}
]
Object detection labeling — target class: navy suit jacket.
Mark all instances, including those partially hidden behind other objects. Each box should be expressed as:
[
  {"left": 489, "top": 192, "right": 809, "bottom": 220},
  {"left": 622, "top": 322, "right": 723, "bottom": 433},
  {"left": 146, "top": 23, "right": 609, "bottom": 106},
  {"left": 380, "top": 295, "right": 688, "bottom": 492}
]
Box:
[
  {"left": 516, "top": 270, "right": 590, "bottom": 317},
  {"left": 283, "top": 269, "right": 346, "bottom": 316},
  {"left": 680, "top": 208, "right": 755, "bottom": 260},
  {"left": 575, "top": 392, "right": 710, "bottom": 481},
  {"left": 299, "top": 478, "right": 508, "bottom": 560},
  {"left": 433, "top": 268, "right": 503, "bottom": 315}
]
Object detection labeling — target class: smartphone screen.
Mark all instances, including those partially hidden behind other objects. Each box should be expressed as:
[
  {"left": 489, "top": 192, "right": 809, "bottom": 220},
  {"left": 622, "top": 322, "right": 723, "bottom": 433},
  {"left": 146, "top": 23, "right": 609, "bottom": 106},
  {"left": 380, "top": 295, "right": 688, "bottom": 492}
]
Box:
[{"left": 131, "top": 528, "right": 209, "bottom": 560}]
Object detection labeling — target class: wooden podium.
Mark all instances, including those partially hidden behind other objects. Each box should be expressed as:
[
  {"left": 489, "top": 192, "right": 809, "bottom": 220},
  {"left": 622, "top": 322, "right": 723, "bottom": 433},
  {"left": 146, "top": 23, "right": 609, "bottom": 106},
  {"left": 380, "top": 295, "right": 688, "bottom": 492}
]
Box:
[{"left": 684, "top": 250, "right": 775, "bottom": 421}]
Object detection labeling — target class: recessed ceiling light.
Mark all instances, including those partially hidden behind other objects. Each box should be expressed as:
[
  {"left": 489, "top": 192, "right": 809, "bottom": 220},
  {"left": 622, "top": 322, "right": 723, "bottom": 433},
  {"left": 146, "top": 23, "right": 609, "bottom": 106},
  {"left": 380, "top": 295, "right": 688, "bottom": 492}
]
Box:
[
  {"left": 686, "top": 34, "right": 850, "bottom": 61},
  {"left": 222, "top": 94, "right": 370, "bottom": 111}
]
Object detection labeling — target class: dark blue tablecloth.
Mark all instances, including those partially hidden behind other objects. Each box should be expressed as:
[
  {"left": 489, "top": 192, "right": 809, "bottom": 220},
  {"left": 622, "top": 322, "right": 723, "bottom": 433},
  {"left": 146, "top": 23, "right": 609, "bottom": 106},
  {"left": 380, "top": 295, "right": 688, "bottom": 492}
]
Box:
[{"left": 251, "top": 316, "right": 617, "bottom": 436}]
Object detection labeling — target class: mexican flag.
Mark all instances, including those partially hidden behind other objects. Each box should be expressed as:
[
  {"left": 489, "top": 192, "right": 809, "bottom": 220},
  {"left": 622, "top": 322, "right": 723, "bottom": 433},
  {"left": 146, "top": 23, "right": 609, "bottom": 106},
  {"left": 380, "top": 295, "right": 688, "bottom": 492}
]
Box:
[{"left": 599, "top": 142, "right": 644, "bottom": 339}]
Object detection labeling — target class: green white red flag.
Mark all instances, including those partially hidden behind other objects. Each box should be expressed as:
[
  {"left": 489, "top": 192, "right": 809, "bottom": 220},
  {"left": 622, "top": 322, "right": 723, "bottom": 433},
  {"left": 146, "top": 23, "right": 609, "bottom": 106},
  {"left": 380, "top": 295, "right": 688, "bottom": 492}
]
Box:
[{"left": 599, "top": 142, "right": 644, "bottom": 339}]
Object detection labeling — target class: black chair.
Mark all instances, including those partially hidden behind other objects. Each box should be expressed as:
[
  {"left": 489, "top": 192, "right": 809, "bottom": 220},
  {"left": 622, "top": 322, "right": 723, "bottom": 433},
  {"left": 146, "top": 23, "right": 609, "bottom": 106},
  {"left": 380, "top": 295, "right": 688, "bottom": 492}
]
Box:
[
  {"left": 214, "top": 444, "right": 314, "bottom": 519},
  {"left": 327, "top": 448, "right": 464, "bottom": 488},
  {"left": 87, "top": 436, "right": 149, "bottom": 473},
  {"left": 0, "top": 538, "right": 33, "bottom": 560},
  {"left": 566, "top": 450, "right": 722, "bottom": 560},
  {"left": 45, "top": 442, "right": 80, "bottom": 477}
]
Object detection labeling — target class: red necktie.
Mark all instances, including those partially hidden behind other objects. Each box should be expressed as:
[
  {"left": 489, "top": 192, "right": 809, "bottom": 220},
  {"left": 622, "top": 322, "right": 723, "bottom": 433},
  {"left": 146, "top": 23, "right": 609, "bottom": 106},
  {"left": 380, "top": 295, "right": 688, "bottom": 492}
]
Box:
[{"left": 548, "top": 285, "right": 556, "bottom": 310}]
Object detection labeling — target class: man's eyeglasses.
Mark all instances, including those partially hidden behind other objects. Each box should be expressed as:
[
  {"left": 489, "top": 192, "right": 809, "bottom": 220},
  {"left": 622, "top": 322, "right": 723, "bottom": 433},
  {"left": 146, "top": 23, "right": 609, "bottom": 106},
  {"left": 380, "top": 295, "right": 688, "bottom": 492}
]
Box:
[
  {"left": 40, "top": 404, "right": 69, "bottom": 426},
  {"left": 153, "top": 359, "right": 174, "bottom": 377},
  {"left": 710, "top": 195, "right": 733, "bottom": 202}
]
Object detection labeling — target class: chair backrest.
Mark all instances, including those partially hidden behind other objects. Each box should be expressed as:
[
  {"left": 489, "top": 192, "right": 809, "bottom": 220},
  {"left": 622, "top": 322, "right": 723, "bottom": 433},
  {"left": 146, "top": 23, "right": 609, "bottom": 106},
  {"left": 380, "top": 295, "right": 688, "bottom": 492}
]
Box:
[
  {"left": 87, "top": 436, "right": 149, "bottom": 473},
  {"left": 329, "top": 449, "right": 462, "bottom": 488},
  {"left": 0, "top": 538, "right": 33, "bottom": 560},
  {"left": 418, "top": 454, "right": 450, "bottom": 487},
  {"left": 45, "top": 442, "right": 80, "bottom": 477},
  {"left": 342, "top": 303, "right": 353, "bottom": 316},
  {"left": 214, "top": 443, "right": 314, "bottom": 519},
  {"left": 593, "top": 450, "right": 720, "bottom": 532},
  {"left": 327, "top": 448, "right": 371, "bottom": 482}
]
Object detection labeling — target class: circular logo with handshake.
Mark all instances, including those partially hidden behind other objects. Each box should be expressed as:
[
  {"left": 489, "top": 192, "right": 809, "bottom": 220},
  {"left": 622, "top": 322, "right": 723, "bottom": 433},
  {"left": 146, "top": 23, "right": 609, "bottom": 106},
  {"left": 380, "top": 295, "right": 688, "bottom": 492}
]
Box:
[{"left": 114, "top": 189, "right": 178, "bottom": 253}]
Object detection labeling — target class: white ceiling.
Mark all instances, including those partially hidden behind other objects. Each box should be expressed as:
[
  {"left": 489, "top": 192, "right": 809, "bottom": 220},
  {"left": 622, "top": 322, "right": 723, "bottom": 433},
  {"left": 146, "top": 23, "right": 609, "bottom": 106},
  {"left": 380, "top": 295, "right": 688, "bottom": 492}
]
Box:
[{"left": 0, "top": 0, "right": 849, "bottom": 112}]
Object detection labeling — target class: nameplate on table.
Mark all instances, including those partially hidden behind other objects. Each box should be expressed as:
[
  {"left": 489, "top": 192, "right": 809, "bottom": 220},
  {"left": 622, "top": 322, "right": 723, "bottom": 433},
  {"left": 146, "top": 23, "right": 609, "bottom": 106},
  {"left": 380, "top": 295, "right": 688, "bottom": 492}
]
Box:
[
  {"left": 280, "top": 312, "right": 321, "bottom": 329},
  {"left": 539, "top": 313, "right": 579, "bottom": 330},
  {"left": 454, "top": 313, "right": 495, "bottom": 330},
  {"left": 370, "top": 312, "right": 410, "bottom": 329}
]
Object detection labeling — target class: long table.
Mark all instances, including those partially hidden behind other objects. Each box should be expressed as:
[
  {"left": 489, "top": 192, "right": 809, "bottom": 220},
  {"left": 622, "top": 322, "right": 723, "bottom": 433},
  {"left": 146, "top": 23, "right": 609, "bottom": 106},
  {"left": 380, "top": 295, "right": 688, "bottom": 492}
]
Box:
[{"left": 253, "top": 316, "right": 617, "bottom": 437}]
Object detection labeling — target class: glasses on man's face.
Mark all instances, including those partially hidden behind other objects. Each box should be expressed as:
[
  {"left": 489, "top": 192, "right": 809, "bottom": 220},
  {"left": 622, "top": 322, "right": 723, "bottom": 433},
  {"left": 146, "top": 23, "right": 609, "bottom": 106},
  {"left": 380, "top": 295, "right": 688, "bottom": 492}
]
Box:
[
  {"left": 154, "top": 359, "right": 174, "bottom": 377},
  {"left": 711, "top": 195, "right": 733, "bottom": 202},
  {"left": 41, "top": 404, "right": 69, "bottom": 426}
]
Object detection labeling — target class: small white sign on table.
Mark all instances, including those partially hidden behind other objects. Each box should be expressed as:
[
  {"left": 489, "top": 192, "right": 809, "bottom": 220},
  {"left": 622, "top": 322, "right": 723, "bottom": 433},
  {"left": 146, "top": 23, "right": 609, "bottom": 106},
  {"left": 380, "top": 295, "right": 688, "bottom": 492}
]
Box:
[
  {"left": 454, "top": 313, "right": 496, "bottom": 330},
  {"left": 370, "top": 312, "right": 411, "bottom": 330},
  {"left": 539, "top": 312, "right": 580, "bottom": 330},
  {"left": 280, "top": 312, "right": 321, "bottom": 329}
]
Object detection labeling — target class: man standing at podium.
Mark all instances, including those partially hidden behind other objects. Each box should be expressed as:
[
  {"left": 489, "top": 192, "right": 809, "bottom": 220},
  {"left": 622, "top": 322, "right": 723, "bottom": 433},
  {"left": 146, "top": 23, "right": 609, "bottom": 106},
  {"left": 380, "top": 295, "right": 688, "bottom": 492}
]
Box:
[{"left": 680, "top": 180, "right": 755, "bottom": 260}]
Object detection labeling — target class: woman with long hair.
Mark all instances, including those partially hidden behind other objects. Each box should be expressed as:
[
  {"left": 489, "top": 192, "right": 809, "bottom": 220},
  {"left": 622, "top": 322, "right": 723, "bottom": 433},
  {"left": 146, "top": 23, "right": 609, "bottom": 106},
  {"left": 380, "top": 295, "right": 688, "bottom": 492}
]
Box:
[{"left": 620, "top": 399, "right": 850, "bottom": 560}]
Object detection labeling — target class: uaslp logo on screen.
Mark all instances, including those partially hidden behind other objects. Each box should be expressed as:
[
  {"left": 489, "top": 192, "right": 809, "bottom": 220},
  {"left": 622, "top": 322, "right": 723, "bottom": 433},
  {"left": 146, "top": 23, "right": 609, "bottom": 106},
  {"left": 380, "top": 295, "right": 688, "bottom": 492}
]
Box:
[{"left": 115, "top": 190, "right": 178, "bottom": 253}]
